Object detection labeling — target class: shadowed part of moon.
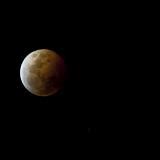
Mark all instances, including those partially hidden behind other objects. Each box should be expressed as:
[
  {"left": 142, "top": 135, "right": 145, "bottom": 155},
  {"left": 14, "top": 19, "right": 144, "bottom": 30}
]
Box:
[{"left": 20, "top": 49, "right": 67, "bottom": 96}]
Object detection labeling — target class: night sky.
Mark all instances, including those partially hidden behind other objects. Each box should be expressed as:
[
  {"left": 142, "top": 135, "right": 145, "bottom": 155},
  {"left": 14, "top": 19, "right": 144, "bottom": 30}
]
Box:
[
  {"left": 14, "top": 30, "right": 128, "bottom": 140},
  {"left": 2, "top": 3, "right": 145, "bottom": 151},
  {"left": 13, "top": 22, "right": 100, "bottom": 141}
]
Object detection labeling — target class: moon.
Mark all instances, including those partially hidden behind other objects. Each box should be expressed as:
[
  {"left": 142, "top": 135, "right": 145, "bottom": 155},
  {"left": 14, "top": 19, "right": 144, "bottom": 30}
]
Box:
[{"left": 20, "top": 49, "right": 67, "bottom": 96}]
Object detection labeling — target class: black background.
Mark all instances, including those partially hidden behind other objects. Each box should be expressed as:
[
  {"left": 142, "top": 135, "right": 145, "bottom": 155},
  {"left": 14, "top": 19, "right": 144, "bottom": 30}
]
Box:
[{"left": 1, "top": 2, "right": 148, "bottom": 152}]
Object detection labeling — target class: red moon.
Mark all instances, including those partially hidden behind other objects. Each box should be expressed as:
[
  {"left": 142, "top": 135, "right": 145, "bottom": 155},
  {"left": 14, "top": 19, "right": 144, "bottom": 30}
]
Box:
[{"left": 20, "top": 49, "right": 67, "bottom": 96}]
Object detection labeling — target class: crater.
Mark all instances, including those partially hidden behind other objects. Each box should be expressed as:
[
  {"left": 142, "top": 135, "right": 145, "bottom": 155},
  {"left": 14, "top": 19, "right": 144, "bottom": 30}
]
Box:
[{"left": 31, "top": 53, "right": 38, "bottom": 58}]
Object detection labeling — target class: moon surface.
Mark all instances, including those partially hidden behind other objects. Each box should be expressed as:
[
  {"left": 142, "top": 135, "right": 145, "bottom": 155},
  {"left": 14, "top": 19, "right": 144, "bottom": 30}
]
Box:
[{"left": 20, "top": 49, "right": 67, "bottom": 96}]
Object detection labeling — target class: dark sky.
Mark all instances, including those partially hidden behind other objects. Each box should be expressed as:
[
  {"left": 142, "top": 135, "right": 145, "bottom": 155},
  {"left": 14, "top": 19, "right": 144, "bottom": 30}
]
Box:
[
  {"left": 13, "top": 20, "right": 101, "bottom": 139},
  {"left": 13, "top": 28, "right": 132, "bottom": 139},
  {"left": 1, "top": 3, "right": 146, "bottom": 150},
  {"left": 0, "top": 3, "right": 153, "bottom": 158}
]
